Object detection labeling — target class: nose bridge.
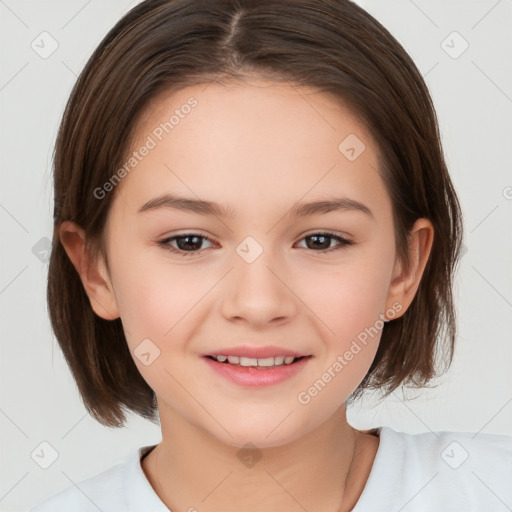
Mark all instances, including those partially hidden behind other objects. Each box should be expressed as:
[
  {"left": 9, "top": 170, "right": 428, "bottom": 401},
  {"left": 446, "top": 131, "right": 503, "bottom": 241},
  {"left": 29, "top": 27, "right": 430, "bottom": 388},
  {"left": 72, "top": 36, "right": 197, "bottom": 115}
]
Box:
[
  {"left": 235, "top": 233, "right": 286, "bottom": 295},
  {"left": 220, "top": 234, "right": 297, "bottom": 325}
]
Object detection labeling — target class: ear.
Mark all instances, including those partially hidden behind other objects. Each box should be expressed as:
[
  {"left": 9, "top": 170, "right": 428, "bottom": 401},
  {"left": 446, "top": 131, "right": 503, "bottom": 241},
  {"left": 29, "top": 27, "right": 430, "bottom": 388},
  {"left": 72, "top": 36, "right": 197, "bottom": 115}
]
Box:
[
  {"left": 59, "top": 221, "right": 120, "bottom": 320},
  {"left": 385, "top": 218, "right": 434, "bottom": 319}
]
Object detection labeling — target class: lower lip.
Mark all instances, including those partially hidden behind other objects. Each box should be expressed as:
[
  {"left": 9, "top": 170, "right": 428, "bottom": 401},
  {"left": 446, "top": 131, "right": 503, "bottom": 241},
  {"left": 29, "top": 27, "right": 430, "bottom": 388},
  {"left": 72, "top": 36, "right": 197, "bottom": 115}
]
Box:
[{"left": 203, "top": 356, "right": 311, "bottom": 387}]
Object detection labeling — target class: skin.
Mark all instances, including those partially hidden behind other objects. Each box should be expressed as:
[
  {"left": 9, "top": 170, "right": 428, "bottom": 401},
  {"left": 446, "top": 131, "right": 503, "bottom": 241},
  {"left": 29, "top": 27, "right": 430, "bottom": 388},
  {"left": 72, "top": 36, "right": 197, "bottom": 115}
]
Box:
[{"left": 60, "top": 77, "right": 434, "bottom": 512}]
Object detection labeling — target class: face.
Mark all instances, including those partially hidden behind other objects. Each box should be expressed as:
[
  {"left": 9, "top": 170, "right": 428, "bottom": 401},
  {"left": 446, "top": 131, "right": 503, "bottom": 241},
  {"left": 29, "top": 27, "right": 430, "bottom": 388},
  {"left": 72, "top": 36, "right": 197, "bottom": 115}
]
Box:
[{"left": 92, "top": 78, "right": 408, "bottom": 447}]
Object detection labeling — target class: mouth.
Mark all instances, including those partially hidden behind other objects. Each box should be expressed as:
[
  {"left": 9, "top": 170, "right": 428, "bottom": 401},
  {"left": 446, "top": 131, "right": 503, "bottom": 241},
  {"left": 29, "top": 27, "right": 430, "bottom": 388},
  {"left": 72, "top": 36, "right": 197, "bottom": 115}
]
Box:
[
  {"left": 204, "top": 354, "right": 308, "bottom": 368},
  {"left": 202, "top": 351, "right": 312, "bottom": 387}
]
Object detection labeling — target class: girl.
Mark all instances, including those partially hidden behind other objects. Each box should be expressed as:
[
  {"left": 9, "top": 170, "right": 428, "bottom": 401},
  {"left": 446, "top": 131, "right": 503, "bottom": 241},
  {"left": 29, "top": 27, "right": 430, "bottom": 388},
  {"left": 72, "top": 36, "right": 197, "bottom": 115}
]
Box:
[{"left": 29, "top": 0, "right": 511, "bottom": 510}]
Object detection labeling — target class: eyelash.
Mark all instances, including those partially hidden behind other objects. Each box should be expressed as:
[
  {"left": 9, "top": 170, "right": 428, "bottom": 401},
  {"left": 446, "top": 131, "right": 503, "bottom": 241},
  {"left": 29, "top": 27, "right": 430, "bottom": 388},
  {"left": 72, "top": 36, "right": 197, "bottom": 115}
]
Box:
[{"left": 157, "top": 231, "right": 353, "bottom": 257}]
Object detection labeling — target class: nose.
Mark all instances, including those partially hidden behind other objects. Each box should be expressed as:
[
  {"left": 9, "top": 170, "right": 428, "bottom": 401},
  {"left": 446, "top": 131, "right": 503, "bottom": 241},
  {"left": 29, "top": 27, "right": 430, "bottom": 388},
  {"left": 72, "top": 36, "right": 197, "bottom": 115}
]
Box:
[{"left": 219, "top": 244, "right": 298, "bottom": 328}]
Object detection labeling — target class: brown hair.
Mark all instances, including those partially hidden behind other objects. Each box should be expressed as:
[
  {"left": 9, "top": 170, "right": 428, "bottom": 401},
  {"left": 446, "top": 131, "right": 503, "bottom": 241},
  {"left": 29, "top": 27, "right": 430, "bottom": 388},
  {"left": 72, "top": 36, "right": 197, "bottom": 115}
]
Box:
[{"left": 48, "top": 0, "right": 464, "bottom": 427}]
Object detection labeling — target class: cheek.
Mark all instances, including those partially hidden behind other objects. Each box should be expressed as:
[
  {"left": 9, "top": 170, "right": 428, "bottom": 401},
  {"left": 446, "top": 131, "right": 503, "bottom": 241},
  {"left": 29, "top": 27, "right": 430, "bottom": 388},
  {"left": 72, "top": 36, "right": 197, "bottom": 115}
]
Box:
[
  {"left": 110, "top": 257, "right": 205, "bottom": 390},
  {"left": 296, "top": 251, "right": 394, "bottom": 404},
  {"left": 108, "top": 246, "right": 203, "bottom": 346},
  {"left": 294, "top": 267, "right": 389, "bottom": 418},
  {"left": 307, "top": 259, "right": 392, "bottom": 341}
]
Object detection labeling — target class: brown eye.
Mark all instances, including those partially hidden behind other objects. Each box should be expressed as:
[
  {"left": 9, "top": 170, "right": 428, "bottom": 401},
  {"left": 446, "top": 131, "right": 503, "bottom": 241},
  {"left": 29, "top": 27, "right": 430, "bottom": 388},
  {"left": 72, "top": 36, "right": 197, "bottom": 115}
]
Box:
[
  {"left": 157, "top": 231, "right": 352, "bottom": 258},
  {"left": 296, "top": 232, "right": 352, "bottom": 253},
  {"left": 158, "top": 234, "right": 214, "bottom": 256}
]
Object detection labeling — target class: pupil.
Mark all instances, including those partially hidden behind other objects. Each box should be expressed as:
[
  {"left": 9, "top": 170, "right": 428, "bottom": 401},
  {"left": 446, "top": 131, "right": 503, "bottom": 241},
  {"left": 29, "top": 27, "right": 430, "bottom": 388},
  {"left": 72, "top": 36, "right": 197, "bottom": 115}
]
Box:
[
  {"left": 178, "top": 235, "right": 202, "bottom": 251},
  {"left": 308, "top": 235, "right": 330, "bottom": 250}
]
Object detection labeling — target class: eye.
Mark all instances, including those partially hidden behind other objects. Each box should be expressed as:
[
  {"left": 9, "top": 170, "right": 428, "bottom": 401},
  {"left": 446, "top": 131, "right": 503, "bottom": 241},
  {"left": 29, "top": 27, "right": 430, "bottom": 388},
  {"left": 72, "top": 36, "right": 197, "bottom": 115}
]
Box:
[
  {"left": 158, "top": 231, "right": 352, "bottom": 257},
  {"left": 295, "top": 232, "right": 353, "bottom": 253},
  {"left": 157, "top": 233, "right": 215, "bottom": 256}
]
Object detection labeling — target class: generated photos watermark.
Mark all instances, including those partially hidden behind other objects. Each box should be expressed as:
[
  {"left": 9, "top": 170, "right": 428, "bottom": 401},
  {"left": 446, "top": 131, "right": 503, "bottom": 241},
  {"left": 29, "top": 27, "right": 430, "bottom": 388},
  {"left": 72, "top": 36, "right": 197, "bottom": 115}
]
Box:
[
  {"left": 297, "top": 301, "right": 403, "bottom": 405},
  {"left": 93, "top": 97, "right": 198, "bottom": 200}
]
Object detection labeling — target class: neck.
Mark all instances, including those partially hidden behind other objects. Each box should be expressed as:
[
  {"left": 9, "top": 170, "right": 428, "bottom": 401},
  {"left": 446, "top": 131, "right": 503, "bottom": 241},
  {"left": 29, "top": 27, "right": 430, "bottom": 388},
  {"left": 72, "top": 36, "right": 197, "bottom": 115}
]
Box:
[{"left": 142, "top": 404, "right": 377, "bottom": 512}]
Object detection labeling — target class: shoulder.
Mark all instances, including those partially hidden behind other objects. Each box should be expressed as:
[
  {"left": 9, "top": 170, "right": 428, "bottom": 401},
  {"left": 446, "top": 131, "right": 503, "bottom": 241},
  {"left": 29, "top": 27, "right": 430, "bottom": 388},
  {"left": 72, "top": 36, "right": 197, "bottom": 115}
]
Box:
[
  {"left": 381, "top": 426, "right": 512, "bottom": 466},
  {"left": 354, "top": 427, "right": 512, "bottom": 512},
  {"left": 27, "top": 446, "right": 160, "bottom": 512},
  {"left": 28, "top": 460, "right": 128, "bottom": 512}
]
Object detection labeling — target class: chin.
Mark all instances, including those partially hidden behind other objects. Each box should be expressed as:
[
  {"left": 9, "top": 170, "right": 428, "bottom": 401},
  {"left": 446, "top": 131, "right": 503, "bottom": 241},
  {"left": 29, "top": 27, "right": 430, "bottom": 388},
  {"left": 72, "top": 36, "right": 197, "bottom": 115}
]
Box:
[
  {"left": 218, "top": 429, "right": 302, "bottom": 450},
  {"left": 202, "top": 412, "right": 317, "bottom": 450}
]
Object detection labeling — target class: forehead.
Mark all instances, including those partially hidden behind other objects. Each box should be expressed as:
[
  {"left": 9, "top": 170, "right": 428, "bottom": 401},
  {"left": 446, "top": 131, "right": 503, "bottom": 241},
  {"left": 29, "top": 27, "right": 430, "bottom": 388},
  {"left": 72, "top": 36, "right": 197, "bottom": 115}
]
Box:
[{"left": 113, "top": 78, "right": 389, "bottom": 221}]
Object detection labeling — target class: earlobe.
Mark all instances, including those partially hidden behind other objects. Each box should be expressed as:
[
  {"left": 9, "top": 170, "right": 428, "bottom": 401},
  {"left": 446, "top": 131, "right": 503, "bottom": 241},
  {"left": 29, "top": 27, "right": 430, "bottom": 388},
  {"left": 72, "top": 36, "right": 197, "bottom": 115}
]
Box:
[
  {"left": 385, "top": 218, "right": 434, "bottom": 319},
  {"left": 59, "top": 221, "right": 120, "bottom": 320}
]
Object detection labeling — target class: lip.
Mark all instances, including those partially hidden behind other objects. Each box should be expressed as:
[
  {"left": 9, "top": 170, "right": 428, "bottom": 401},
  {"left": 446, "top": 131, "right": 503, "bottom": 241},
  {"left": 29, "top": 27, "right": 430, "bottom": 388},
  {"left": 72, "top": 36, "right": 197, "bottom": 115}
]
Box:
[
  {"left": 202, "top": 354, "right": 312, "bottom": 387},
  {"left": 202, "top": 345, "right": 308, "bottom": 359}
]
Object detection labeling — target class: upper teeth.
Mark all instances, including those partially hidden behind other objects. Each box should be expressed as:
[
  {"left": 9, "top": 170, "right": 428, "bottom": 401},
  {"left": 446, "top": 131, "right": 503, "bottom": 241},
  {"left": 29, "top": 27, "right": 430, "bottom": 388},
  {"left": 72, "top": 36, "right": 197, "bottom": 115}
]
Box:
[{"left": 215, "top": 355, "right": 296, "bottom": 366}]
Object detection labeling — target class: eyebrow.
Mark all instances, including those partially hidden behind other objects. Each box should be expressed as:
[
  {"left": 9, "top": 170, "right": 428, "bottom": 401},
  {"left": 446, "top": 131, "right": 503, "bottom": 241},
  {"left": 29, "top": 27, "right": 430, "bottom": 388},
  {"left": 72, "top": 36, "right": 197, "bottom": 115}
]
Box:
[{"left": 137, "top": 193, "right": 374, "bottom": 219}]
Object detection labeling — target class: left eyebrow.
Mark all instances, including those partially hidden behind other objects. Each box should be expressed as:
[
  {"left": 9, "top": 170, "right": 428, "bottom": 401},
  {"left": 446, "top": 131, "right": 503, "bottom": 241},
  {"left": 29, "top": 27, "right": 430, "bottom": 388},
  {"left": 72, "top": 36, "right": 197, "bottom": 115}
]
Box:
[
  {"left": 289, "top": 197, "right": 374, "bottom": 219},
  {"left": 137, "top": 193, "right": 374, "bottom": 220}
]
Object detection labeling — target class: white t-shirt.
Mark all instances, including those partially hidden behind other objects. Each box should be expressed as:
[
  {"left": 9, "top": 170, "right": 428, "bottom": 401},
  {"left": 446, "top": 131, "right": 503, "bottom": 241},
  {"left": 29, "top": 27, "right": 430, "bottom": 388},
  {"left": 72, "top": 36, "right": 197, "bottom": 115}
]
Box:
[{"left": 28, "top": 427, "right": 512, "bottom": 511}]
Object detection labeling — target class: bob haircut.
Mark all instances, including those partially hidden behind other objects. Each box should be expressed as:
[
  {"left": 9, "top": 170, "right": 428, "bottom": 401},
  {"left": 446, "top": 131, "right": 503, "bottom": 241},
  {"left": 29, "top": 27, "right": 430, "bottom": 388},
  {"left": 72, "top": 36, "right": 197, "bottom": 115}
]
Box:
[{"left": 48, "top": 0, "right": 464, "bottom": 427}]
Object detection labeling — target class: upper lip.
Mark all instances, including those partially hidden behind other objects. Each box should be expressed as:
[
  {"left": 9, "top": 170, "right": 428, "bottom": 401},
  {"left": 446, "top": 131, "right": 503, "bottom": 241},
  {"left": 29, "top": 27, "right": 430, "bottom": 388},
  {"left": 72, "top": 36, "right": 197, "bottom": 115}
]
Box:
[{"left": 202, "top": 345, "right": 310, "bottom": 359}]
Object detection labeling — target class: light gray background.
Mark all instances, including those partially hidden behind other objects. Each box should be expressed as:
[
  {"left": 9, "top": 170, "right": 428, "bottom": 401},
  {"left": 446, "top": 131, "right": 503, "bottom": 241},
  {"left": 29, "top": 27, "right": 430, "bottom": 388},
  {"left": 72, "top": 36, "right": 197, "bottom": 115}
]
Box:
[{"left": 1, "top": 1, "right": 511, "bottom": 511}]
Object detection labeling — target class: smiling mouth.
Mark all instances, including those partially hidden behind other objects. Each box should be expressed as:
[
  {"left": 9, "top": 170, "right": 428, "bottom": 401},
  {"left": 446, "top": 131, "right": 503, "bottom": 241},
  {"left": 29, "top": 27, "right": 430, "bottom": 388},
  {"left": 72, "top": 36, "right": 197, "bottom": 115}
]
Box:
[{"left": 205, "top": 355, "right": 309, "bottom": 368}]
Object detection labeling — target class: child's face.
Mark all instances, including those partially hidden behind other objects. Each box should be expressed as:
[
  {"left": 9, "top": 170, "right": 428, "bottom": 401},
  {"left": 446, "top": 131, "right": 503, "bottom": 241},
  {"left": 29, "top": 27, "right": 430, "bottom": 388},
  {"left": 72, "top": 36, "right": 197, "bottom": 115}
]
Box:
[{"left": 99, "top": 78, "right": 408, "bottom": 447}]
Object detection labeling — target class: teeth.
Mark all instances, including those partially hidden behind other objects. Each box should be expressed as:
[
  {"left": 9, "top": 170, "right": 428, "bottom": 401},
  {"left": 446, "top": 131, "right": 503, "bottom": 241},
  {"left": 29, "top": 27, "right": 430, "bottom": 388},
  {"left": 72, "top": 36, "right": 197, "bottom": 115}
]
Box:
[
  {"left": 214, "top": 355, "right": 299, "bottom": 367},
  {"left": 240, "top": 357, "right": 258, "bottom": 367}
]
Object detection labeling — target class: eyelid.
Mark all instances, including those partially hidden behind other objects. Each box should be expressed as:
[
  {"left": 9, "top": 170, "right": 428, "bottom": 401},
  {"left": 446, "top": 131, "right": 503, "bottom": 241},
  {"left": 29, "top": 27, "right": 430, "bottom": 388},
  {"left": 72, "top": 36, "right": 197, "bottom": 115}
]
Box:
[
  {"left": 157, "top": 230, "right": 353, "bottom": 257},
  {"left": 157, "top": 232, "right": 216, "bottom": 253},
  {"left": 294, "top": 231, "right": 353, "bottom": 251},
  {"left": 300, "top": 228, "right": 352, "bottom": 239}
]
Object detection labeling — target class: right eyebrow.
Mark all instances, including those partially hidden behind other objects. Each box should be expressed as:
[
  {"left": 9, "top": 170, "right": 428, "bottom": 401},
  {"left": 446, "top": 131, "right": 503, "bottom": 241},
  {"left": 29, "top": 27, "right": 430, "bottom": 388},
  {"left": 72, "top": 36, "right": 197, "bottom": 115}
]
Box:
[{"left": 137, "top": 193, "right": 236, "bottom": 218}]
